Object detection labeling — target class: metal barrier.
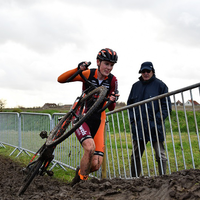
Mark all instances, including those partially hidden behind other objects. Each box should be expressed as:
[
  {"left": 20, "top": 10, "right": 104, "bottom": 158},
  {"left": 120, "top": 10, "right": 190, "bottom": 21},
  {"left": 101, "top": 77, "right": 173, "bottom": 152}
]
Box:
[
  {"left": 20, "top": 112, "right": 52, "bottom": 156},
  {"left": 104, "top": 82, "right": 200, "bottom": 179},
  {"left": 0, "top": 112, "right": 100, "bottom": 177},
  {"left": 0, "top": 112, "right": 19, "bottom": 150},
  {"left": 50, "top": 113, "right": 83, "bottom": 172},
  {"left": 0, "top": 82, "right": 199, "bottom": 180},
  {"left": 0, "top": 112, "right": 52, "bottom": 157}
]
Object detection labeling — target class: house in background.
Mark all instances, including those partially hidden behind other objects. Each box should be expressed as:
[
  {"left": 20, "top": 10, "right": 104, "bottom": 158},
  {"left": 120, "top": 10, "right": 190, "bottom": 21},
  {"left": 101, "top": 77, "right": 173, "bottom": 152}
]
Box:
[
  {"left": 42, "top": 103, "right": 58, "bottom": 109},
  {"left": 185, "top": 100, "right": 200, "bottom": 106},
  {"left": 42, "top": 103, "right": 72, "bottom": 110},
  {"left": 176, "top": 100, "right": 182, "bottom": 106}
]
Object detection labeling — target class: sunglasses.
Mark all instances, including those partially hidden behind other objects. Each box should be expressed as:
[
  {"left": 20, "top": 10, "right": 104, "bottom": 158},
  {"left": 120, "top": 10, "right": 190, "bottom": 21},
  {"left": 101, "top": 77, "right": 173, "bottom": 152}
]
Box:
[{"left": 141, "top": 69, "right": 151, "bottom": 73}]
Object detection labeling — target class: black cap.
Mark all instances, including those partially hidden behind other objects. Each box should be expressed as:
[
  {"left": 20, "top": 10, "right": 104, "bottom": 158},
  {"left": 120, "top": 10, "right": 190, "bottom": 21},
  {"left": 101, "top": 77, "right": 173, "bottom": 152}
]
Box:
[{"left": 139, "top": 62, "right": 154, "bottom": 73}]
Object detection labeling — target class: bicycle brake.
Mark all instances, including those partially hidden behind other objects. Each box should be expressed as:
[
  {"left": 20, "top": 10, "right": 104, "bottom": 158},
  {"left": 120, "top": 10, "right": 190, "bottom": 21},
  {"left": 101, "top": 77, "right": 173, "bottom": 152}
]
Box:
[
  {"left": 113, "top": 90, "right": 119, "bottom": 102},
  {"left": 78, "top": 61, "right": 91, "bottom": 69}
]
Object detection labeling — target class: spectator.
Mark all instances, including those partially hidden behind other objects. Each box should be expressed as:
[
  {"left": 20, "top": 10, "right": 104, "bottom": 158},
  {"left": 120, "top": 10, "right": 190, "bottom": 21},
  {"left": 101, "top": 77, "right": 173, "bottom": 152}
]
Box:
[{"left": 127, "top": 61, "right": 171, "bottom": 177}]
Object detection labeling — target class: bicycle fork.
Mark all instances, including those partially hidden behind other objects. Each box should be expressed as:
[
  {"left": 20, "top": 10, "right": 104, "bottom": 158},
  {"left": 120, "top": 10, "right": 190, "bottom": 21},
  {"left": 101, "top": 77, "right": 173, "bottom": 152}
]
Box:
[{"left": 23, "top": 132, "right": 55, "bottom": 177}]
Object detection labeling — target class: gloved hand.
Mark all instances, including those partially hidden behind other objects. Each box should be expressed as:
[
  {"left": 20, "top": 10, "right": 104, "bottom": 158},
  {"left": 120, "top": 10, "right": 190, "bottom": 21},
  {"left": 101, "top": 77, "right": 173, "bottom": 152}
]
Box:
[
  {"left": 78, "top": 61, "right": 91, "bottom": 70},
  {"left": 109, "top": 90, "right": 119, "bottom": 102}
]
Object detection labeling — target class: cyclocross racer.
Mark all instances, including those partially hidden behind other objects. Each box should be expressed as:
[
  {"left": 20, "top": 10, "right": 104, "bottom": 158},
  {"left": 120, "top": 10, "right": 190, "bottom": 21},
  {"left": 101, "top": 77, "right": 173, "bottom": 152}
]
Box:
[{"left": 57, "top": 48, "right": 119, "bottom": 186}]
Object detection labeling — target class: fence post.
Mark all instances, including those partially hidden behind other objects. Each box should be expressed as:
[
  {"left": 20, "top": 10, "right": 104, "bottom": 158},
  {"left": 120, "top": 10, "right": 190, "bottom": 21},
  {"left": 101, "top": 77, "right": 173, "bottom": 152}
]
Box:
[
  {"left": 9, "top": 112, "right": 23, "bottom": 156},
  {"left": 18, "top": 113, "right": 21, "bottom": 149},
  {"left": 101, "top": 121, "right": 107, "bottom": 179}
]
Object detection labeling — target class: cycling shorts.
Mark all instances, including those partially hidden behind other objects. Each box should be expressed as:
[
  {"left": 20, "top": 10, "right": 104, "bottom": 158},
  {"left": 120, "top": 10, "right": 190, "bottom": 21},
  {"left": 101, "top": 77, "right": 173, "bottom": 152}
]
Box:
[{"left": 75, "top": 118, "right": 105, "bottom": 157}]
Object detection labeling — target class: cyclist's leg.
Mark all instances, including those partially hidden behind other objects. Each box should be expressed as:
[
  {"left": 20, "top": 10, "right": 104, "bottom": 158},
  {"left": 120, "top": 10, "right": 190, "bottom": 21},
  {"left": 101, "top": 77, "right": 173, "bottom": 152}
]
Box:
[
  {"left": 71, "top": 117, "right": 104, "bottom": 185},
  {"left": 80, "top": 138, "right": 95, "bottom": 176},
  {"left": 90, "top": 118, "right": 105, "bottom": 172},
  {"left": 71, "top": 122, "right": 94, "bottom": 186},
  {"left": 90, "top": 154, "right": 104, "bottom": 173},
  {"left": 75, "top": 122, "right": 96, "bottom": 176}
]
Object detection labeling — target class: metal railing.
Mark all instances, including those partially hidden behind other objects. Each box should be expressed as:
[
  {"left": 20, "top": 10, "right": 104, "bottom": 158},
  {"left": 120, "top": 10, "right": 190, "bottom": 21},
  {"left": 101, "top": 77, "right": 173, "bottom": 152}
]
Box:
[
  {"left": 0, "top": 82, "right": 199, "bottom": 179},
  {"left": 103, "top": 82, "right": 200, "bottom": 178}
]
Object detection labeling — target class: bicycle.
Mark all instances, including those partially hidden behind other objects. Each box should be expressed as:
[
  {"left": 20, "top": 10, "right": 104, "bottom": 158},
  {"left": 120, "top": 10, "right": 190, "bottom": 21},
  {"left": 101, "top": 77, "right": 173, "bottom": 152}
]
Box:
[{"left": 18, "top": 62, "right": 118, "bottom": 196}]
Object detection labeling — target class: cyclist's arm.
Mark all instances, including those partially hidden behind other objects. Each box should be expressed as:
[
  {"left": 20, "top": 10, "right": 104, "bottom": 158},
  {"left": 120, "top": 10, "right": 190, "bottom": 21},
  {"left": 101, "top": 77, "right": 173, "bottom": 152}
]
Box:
[
  {"left": 57, "top": 68, "right": 90, "bottom": 83},
  {"left": 107, "top": 76, "right": 118, "bottom": 111}
]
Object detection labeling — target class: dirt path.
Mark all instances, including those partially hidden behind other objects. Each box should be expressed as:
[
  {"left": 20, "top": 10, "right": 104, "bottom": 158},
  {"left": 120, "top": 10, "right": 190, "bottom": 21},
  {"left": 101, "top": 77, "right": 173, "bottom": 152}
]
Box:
[{"left": 0, "top": 154, "right": 200, "bottom": 200}]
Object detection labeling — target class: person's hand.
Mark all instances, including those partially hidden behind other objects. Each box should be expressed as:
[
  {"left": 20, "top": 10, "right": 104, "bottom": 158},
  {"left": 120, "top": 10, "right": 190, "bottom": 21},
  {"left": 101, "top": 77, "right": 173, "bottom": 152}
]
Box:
[
  {"left": 78, "top": 61, "right": 91, "bottom": 70},
  {"left": 109, "top": 90, "right": 120, "bottom": 102}
]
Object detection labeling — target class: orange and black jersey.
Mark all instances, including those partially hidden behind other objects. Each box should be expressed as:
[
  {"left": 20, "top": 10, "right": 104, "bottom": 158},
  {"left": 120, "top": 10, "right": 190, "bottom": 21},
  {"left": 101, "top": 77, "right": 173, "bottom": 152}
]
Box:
[
  {"left": 58, "top": 67, "right": 118, "bottom": 155},
  {"left": 58, "top": 68, "right": 118, "bottom": 114}
]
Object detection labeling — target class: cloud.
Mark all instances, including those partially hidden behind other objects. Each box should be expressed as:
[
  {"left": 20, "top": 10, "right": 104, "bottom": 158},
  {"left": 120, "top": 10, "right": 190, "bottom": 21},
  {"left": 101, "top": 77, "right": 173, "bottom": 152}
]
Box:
[
  {"left": 0, "top": 0, "right": 200, "bottom": 107},
  {"left": 0, "top": 1, "right": 88, "bottom": 54}
]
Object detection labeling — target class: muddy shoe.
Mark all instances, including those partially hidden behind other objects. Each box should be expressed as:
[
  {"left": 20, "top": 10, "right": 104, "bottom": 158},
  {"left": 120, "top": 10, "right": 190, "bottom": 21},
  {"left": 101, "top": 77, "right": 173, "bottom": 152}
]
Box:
[{"left": 71, "top": 166, "right": 80, "bottom": 187}]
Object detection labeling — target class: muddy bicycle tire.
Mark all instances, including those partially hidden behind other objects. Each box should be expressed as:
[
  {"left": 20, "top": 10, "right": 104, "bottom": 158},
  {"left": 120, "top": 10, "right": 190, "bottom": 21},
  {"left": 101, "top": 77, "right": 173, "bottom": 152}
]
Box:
[
  {"left": 18, "top": 159, "right": 44, "bottom": 196},
  {"left": 46, "top": 86, "right": 107, "bottom": 147}
]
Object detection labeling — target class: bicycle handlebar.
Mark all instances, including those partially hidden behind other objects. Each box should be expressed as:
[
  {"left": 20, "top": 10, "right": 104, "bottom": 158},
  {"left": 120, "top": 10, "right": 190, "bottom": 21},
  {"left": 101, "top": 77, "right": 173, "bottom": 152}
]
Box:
[
  {"left": 98, "top": 90, "right": 119, "bottom": 113},
  {"left": 66, "top": 62, "right": 91, "bottom": 82}
]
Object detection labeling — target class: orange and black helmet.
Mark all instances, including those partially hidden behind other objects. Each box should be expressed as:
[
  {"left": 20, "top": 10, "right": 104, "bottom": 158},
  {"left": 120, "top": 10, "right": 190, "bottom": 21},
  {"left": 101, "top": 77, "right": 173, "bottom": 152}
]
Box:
[{"left": 97, "top": 48, "right": 118, "bottom": 63}]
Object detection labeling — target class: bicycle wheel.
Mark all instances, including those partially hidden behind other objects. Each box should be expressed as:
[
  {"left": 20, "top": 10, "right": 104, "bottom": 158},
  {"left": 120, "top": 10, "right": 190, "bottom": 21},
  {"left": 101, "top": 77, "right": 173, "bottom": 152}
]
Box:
[
  {"left": 18, "top": 159, "right": 44, "bottom": 196},
  {"left": 46, "top": 86, "right": 107, "bottom": 147}
]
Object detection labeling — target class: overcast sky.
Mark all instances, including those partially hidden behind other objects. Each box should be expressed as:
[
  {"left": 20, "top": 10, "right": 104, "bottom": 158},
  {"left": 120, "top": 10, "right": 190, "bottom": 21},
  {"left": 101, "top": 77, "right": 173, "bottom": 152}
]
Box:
[{"left": 0, "top": 0, "right": 200, "bottom": 108}]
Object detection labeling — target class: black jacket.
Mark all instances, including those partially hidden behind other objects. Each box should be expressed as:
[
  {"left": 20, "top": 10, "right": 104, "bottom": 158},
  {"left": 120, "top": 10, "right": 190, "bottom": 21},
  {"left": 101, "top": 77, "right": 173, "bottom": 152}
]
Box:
[{"left": 127, "top": 74, "right": 171, "bottom": 142}]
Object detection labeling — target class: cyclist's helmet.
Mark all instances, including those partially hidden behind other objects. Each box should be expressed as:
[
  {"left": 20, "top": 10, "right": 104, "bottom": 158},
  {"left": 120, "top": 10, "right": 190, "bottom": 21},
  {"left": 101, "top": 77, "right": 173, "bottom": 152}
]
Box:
[{"left": 97, "top": 48, "right": 118, "bottom": 63}]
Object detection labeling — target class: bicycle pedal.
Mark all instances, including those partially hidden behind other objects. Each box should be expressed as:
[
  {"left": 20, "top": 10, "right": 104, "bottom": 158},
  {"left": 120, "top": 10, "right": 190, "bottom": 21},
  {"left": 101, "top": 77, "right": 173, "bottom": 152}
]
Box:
[
  {"left": 46, "top": 170, "right": 54, "bottom": 176},
  {"left": 58, "top": 117, "right": 63, "bottom": 121}
]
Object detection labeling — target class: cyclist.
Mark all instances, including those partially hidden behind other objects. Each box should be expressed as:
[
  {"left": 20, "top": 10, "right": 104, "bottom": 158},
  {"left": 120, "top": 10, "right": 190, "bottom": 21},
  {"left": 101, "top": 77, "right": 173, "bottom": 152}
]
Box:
[{"left": 57, "top": 48, "right": 119, "bottom": 186}]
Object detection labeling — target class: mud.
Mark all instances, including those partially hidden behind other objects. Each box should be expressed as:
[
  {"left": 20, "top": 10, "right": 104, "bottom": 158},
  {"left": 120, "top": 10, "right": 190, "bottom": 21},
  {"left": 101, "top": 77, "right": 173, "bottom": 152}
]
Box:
[{"left": 0, "top": 154, "right": 200, "bottom": 200}]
